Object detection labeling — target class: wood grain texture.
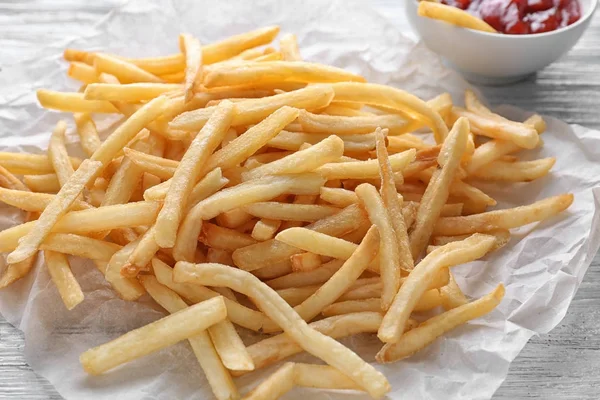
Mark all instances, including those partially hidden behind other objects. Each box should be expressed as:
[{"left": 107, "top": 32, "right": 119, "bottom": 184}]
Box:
[{"left": 0, "top": 1, "right": 599, "bottom": 399}]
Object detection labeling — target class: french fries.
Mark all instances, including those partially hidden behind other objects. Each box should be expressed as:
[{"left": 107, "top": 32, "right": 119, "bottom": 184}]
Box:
[
  {"left": 174, "top": 262, "right": 391, "bottom": 398},
  {"left": 0, "top": 28, "right": 576, "bottom": 400}
]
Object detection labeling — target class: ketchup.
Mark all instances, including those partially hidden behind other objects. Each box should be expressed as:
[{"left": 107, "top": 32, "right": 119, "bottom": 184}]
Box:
[{"left": 441, "top": 0, "right": 582, "bottom": 34}]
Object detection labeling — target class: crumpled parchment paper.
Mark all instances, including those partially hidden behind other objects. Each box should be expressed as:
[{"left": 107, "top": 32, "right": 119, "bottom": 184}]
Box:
[{"left": 1, "top": 1, "right": 600, "bottom": 399}]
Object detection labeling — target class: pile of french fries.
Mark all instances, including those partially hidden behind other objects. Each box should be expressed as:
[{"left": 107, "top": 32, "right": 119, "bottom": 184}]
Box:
[{"left": 0, "top": 25, "right": 574, "bottom": 400}]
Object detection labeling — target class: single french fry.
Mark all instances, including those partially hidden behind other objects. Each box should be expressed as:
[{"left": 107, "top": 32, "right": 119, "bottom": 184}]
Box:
[
  {"left": 242, "top": 135, "right": 344, "bottom": 181},
  {"left": 174, "top": 262, "right": 390, "bottom": 398},
  {"left": 290, "top": 252, "right": 322, "bottom": 272},
  {"left": 122, "top": 225, "right": 160, "bottom": 277},
  {"left": 68, "top": 62, "right": 98, "bottom": 84},
  {"left": 375, "top": 130, "right": 414, "bottom": 282},
  {"left": 434, "top": 194, "right": 574, "bottom": 235},
  {"left": 105, "top": 239, "right": 147, "bottom": 300},
  {"left": 470, "top": 158, "right": 555, "bottom": 182},
  {"left": 153, "top": 259, "right": 270, "bottom": 332},
  {"left": 323, "top": 290, "right": 442, "bottom": 316},
  {"left": 355, "top": 183, "right": 401, "bottom": 310},
  {"left": 279, "top": 33, "right": 302, "bottom": 61},
  {"left": 43, "top": 250, "right": 84, "bottom": 310},
  {"left": 330, "top": 82, "right": 448, "bottom": 143},
  {"left": 190, "top": 173, "right": 325, "bottom": 221},
  {"left": 266, "top": 259, "right": 343, "bottom": 290},
  {"left": 7, "top": 160, "right": 101, "bottom": 264},
  {"left": 417, "top": 1, "right": 497, "bottom": 33},
  {"left": 138, "top": 276, "right": 239, "bottom": 400},
  {"left": 94, "top": 53, "right": 163, "bottom": 83},
  {"left": 316, "top": 149, "right": 416, "bottom": 180},
  {"left": 155, "top": 101, "right": 235, "bottom": 248},
  {"left": 377, "top": 284, "right": 505, "bottom": 363},
  {"left": 233, "top": 203, "right": 367, "bottom": 271},
  {"left": 63, "top": 48, "right": 95, "bottom": 64},
  {"left": 170, "top": 85, "right": 333, "bottom": 132},
  {"left": 275, "top": 227, "right": 358, "bottom": 260},
  {"left": 47, "top": 121, "right": 74, "bottom": 187},
  {"left": 200, "top": 223, "right": 257, "bottom": 251},
  {"left": 201, "top": 26, "right": 280, "bottom": 64},
  {"left": 125, "top": 148, "right": 178, "bottom": 180},
  {"left": 205, "top": 61, "right": 364, "bottom": 88},
  {"left": 0, "top": 253, "right": 38, "bottom": 289},
  {"left": 80, "top": 296, "right": 227, "bottom": 375},
  {"left": 0, "top": 152, "right": 82, "bottom": 176},
  {"left": 409, "top": 117, "right": 469, "bottom": 259},
  {"left": 298, "top": 110, "right": 409, "bottom": 135},
  {"left": 243, "top": 202, "right": 339, "bottom": 222},
  {"left": 84, "top": 83, "right": 181, "bottom": 102},
  {"left": 0, "top": 188, "right": 90, "bottom": 212},
  {"left": 179, "top": 33, "right": 203, "bottom": 102},
  {"left": 251, "top": 219, "right": 281, "bottom": 241},
  {"left": 378, "top": 234, "right": 497, "bottom": 344},
  {"left": 37, "top": 90, "right": 118, "bottom": 113},
  {"left": 7, "top": 233, "right": 120, "bottom": 261},
  {"left": 73, "top": 113, "right": 101, "bottom": 157}
]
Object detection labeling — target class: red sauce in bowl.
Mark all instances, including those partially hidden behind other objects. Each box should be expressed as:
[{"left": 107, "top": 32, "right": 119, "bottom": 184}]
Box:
[{"left": 441, "top": 0, "right": 582, "bottom": 34}]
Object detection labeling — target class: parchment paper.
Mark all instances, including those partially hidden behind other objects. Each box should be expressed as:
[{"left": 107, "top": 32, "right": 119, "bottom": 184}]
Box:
[{"left": 1, "top": 1, "right": 600, "bottom": 399}]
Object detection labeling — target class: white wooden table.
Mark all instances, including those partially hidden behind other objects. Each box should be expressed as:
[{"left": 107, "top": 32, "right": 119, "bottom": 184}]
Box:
[{"left": 1, "top": 1, "right": 599, "bottom": 399}]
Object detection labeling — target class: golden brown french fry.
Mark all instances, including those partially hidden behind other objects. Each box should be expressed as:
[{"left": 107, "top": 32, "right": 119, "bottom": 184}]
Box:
[
  {"left": 434, "top": 194, "right": 574, "bottom": 235},
  {"left": 84, "top": 83, "right": 181, "bottom": 102},
  {"left": 379, "top": 234, "right": 497, "bottom": 344},
  {"left": 80, "top": 296, "right": 227, "bottom": 375},
  {"left": 290, "top": 252, "right": 322, "bottom": 272},
  {"left": 73, "top": 113, "right": 101, "bottom": 157},
  {"left": 68, "top": 62, "right": 98, "bottom": 84},
  {"left": 63, "top": 48, "right": 95, "bottom": 64},
  {"left": 138, "top": 276, "right": 239, "bottom": 400},
  {"left": 105, "top": 239, "right": 147, "bottom": 300},
  {"left": 170, "top": 85, "right": 333, "bottom": 132},
  {"left": 124, "top": 148, "right": 177, "bottom": 180},
  {"left": 179, "top": 33, "right": 203, "bottom": 102},
  {"left": 298, "top": 110, "right": 409, "bottom": 135},
  {"left": 375, "top": 130, "right": 414, "bottom": 278},
  {"left": 251, "top": 219, "right": 281, "bottom": 241},
  {"left": 279, "top": 33, "right": 302, "bottom": 61},
  {"left": 0, "top": 188, "right": 90, "bottom": 212},
  {"left": 7, "top": 160, "right": 101, "bottom": 264},
  {"left": 275, "top": 227, "right": 358, "bottom": 260},
  {"left": 206, "top": 248, "right": 234, "bottom": 266},
  {"left": 330, "top": 82, "right": 448, "bottom": 143},
  {"left": 243, "top": 202, "right": 339, "bottom": 222},
  {"left": 355, "top": 184, "right": 400, "bottom": 310},
  {"left": 153, "top": 259, "right": 271, "bottom": 332},
  {"left": 0, "top": 166, "right": 28, "bottom": 191},
  {"left": 0, "top": 152, "right": 82, "bottom": 176},
  {"left": 36, "top": 90, "right": 118, "bottom": 113},
  {"left": 202, "top": 26, "right": 280, "bottom": 64},
  {"left": 43, "top": 250, "right": 84, "bottom": 310},
  {"left": 3, "top": 233, "right": 120, "bottom": 261},
  {"left": 205, "top": 61, "right": 364, "bottom": 88},
  {"left": 409, "top": 117, "right": 469, "bottom": 259},
  {"left": 190, "top": 173, "right": 325, "bottom": 221},
  {"left": 47, "top": 121, "right": 74, "bottom": 187},
  {"left": 174, "top": 262, "right": 390, "bottom": 398},
  {"left": 242, "top": 135, "right": 344, "bottom": 181},
  {"left": 200, "top": 223, "right": 257, "bottom": 251},
  {"left": 432, "top": 229, "right": 511, "bottom": 247},
  {"left": 316, "top": 149, "right": 416, "bottom": 180},
  {"left": 323, "top": 290, "right": 442, "bottom": 316},
  {"left": 123, "top": 53, "right": 185, "bottom": 75},
  {"left": 155, "top": 101, "right": 235, "bottom": 248},
  {"left": 0, "top": 253, "right": 38, "bottom": 289},
  {"left": 233, "top": 203, "right": 366, "bottom": 271},
  {"left": 122, "top": 225, "right": 159, "bottom": 277},
  {"left": 469, "top": 158, "right": 555, "bottom": 182},
  {"left": 94, "top": 53, "right": 163, "bottom": 83},
  {"left": 266, "top": 259, "right": 343, "bottom": 290},
  {"left": 377, "top": 284, "right": 505, "bottom": 363},
  {"left": 417, "top": 1, "right": 497, "bottom": 33}
]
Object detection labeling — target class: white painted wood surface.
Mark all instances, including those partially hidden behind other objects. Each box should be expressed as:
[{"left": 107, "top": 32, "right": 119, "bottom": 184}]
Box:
[{"left": 0, "top": 1, "right": 599, "bottom": 399}]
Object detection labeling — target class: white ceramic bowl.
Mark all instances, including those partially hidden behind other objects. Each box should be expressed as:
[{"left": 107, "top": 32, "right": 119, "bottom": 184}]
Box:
[{"left": 406, "top": 0, "right": 598, "bottom": 85}]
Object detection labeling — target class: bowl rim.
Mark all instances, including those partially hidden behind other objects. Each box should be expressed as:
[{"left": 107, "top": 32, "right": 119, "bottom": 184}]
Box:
[{"left": 410, "top": 0, "right": 599, "bottom": 39}]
